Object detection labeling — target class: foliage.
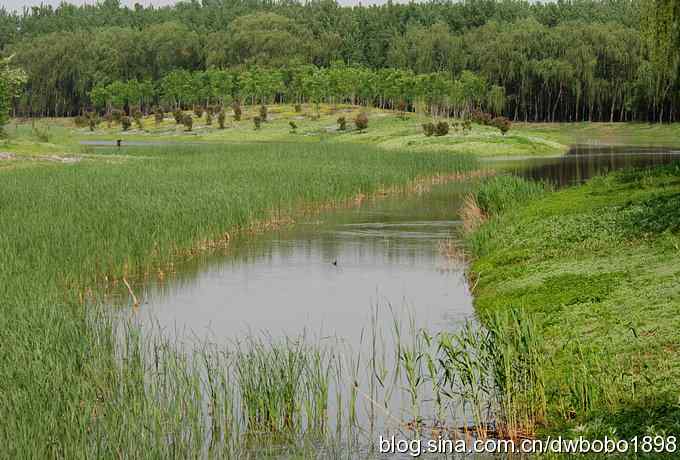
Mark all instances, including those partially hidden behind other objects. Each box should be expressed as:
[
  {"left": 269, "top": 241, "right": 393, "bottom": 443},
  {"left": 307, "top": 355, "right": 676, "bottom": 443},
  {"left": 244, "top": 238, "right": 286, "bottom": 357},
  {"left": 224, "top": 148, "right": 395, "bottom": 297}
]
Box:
[
  {"left": 354, "top": 112, "right": 368, "bottom": 131},
  {"left": 253, "top": 115, "right": 262, "bottom": 130},
  {"left": 259, "top": 105, "right": 267, "bottom": 122},
  {"left": 182, "top": 114, "right": 193, "bottom": 131},
  {"left": 336, "top": 116, "right": 346, "bottom": 131},
  {"left": 288, "top": 120, "right": 297, "bottom": 133},
  {"left": 491, "top": 116, "right": 511, "bottom": 135},
  {"left": 434, "top": 121, "right": 449, "bottom": 136},
  {"left": 154, "top": 108, "right": 164, "bottom": 126},
  {"left": 121, "top": 116, "right": 131, "bottom": 131},
  {"left": 217, "top": 110, "right": 226, "bottom": 129},
  {"left": 172, "top": 109, "right": 183, "bottom": 124},
  {"left": 422, "top": 122, "right": 434, "bottom": 136},
  {"left": 205, "top": 111, "right": 213, "bottom": 126},
  {"left": 232, "top": 101, "right": 242, "bottom": 121}
]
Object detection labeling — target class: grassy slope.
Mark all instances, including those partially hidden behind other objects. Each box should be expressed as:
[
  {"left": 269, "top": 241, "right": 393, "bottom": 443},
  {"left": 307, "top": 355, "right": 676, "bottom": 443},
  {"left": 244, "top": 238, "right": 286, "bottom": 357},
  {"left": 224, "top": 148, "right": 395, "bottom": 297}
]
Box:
[
  {"left": 468, "top": 166, "right": 680, "bottom": 438},
  {"left": 1, "top": 104, "right": 565, "bottom": 158},
  {"left": 0, "top": 142, "right": 475, "bottom": 457},
  {"left": 6, "top": 106, "right": 680, "bottom": 160}
]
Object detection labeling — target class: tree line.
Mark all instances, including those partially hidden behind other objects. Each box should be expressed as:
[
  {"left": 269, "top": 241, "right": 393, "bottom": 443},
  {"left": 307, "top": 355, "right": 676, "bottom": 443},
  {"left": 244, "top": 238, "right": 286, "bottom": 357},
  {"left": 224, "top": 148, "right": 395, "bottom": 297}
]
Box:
[
  {"left": 1, "top": 0, "right": 679, "bottom": 122},
  {"left": 88, "top": 66, "right": 504, "bottom": 119}
]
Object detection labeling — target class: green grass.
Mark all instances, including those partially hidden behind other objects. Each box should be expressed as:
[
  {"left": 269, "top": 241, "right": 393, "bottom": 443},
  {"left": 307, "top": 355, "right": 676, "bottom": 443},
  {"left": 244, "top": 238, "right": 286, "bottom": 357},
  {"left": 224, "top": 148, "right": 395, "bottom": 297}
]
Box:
[
  {"left": 465, "top": 164, "right": 680, "bottom": 439},
  {"left": 0, "top": 142, "right": 477, "bottom": 457},
  {"left": 6, "top": 107, "right": 680, "bottom": 161}
]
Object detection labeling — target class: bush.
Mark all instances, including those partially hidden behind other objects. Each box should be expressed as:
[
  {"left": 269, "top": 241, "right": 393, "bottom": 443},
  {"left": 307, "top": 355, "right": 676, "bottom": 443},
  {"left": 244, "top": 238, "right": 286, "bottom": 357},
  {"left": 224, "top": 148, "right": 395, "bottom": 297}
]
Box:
[
  {"left": 193, "top": 106, "right": 204, "bottom": 118},
  {"left": 111, "top": 109, "right": 124, "bottom": 123},
  {"left": 206, "top": 111, "right": 213, "bottom": 126},
  {"left": 232, "top": 102, "right": 242, "bottom": 121},
  {"left": 354, "top": 112, "right": 368, "bottom": 131},
  {"left": 121, "top": 116, "right": 131, "bottom": 131},
  {"left": 289, "top": 121, "right": 297, "bottom": 133},
  {"left": 86, "top": 112, "right": 99, "bottom": 131},
  {"left": 182, "top": 114, "right": 193, "bottom": 131},
  {"left": 434, "top": 121, "right": 449, "bottom": 136},
  {"left": 259, "top": 105, "right": 267, "bottom": 121},
  {"left": 294, "top": 103, "right": 302, "bottom": 113},
  {"left": 337, "top": 116, "right": 346, "bottom": 131},
  {"left": 422, "top": 122, "right": 435, "bottom": 136},
  {"left": 492, "top": 116, "right": 511, "bottom": 135},
  {"left": 74, "top": 116, "right": 88, "bottom": 128},
  {"left": 32, "top": 124, "right": 50, "bottom": 142},
  {"left": 471, "top": 109, "right": 493, "bottom": 126},
  {"left": 217, "top": 110, "right": 226, "bottom": 129},
  {"left": 173, "top": 109, "right": 183, "bottom": 124},
  {"left": 132, "top": 109, "right": 143, "bottom": 129},
  {"left": 462, "top": 120, "right": 472, "bottom": 133},
  {"left": 253, "top": 116, "right": 262, "bottom": 130},
  {"left": 154, "top": 108, "right": 164, "bottom": 126}
]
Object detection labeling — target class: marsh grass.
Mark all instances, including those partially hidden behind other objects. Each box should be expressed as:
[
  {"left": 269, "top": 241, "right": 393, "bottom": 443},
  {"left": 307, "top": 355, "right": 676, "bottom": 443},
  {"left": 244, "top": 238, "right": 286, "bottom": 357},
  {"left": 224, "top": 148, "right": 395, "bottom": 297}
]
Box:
[
  {"left": 0, "top": 142, "right": 480, "bottom": 456},
  {"left": 82, "top": 301, "right": 547, "bottom": 457}
]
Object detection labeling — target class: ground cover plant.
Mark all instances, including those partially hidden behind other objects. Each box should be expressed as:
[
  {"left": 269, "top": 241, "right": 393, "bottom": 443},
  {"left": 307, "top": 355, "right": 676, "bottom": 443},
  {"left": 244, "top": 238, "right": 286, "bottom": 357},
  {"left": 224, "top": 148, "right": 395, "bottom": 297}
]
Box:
[
  {"left": 0, "top": 142, "right": 477, "bottom": 456},
  {"left": 464, "top": 165, "right": 680, "bottom": 438}
]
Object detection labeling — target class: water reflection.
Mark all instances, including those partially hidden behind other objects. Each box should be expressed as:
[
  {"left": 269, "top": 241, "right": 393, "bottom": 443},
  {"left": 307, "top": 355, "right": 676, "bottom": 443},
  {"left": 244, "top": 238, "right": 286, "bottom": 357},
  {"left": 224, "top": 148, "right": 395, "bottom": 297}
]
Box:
[
  {"left": 501, "top": 145, "right": 680, "bottom": 187},
  {"left": 138, "top": 182, "right": 474, "bottom": 348}
]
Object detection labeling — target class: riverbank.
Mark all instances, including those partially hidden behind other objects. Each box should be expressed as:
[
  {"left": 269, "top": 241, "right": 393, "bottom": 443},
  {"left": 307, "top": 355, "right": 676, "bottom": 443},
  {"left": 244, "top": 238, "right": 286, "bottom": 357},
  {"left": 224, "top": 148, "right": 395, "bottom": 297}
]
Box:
[
  {"left": 465, "top": 165, "right": 680, "bottom": 438},
  {"left": 0, "top": 104, "right": 568, "bottom": 158}
]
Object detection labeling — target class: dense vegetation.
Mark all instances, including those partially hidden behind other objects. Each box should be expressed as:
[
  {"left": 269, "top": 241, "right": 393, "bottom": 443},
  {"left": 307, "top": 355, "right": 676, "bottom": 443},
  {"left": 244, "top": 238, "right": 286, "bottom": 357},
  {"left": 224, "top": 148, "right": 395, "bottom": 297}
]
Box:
[
  {"left": 465, "top": 166, "right": 680, "bottom": 438},
  {"left": 0, "top": 143, "right": 476, "bottom": 456},
  {"left": 1, "top": 0, "right": 679, "bottom": 122}
]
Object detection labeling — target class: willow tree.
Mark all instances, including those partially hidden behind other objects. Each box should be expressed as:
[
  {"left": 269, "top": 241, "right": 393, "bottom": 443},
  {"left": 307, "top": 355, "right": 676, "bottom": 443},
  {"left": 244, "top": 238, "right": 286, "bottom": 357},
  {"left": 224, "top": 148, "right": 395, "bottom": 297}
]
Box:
[{"left": 642, "top": 0, "right": 680, "bottom": 121}]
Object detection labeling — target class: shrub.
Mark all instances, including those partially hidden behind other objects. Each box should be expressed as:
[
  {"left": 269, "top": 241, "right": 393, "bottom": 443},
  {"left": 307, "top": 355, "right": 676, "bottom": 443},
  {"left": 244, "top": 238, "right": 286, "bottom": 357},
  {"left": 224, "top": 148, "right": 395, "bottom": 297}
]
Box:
[
  {"left": 259, "top": 105, "right": 267, "bottom": 121},
  {"left": 132, "top": 109, "right": 143, "bottom": 129},
  {"left": 337, "top": 116, "right": 346, "bottom": 131},
  {"left": 111, "top": 109, "right": 124, "bottom": 123},
  {"left": 193, "top": 106, "right": 204, "bottom": 118},
  {"left": 32, "top": 124, "right": 50, "bottom": 142},
  {"left": 471, "top": 109, "right": 493, "bottom": 126},
  {"left": 492, "top": 116, "right": 512, "bottom": 135},
  {"left": 173, "top": 109, "right": 183, "bottom": 124},
  {"left": 206, "top": 111, "right": 213, "bottom": 126},
  {"left": 294, "top": 103, "right": 302, "bottom": 113},
  {"left": 289, "top": 121, "right": 297, "bottom": 133},
  {"left": 232, "top": 102, "right": 242, "bottom": 121},
  {"left": 217, "top": 110, "right": 226, "bottom": 129},
  {"left": 86, "top": 112, "right": 99, "bottom": 131},
  {"left": 253, "top": 116, "right": 262, "bottom": 130},
  {"left": 354, "top": 112, "right": 368, "bottom": 131},
  {"left": 182, "top": 114, "right": 193, "bottom": 131},
  {"left": 396, "top": 100, "right": 407, "bottom": 119},
  {"left": 154, "top": 108, "right": 164, "bottom": 126},
  {"left": 121, "top": 116, "right": 131, "bottom": 131},
  {"left": 74, "top": 116, "right": 88, "bottom": 128},
  {"left": 434, "top": 121, "right": 449, "bottom": 136},
  {"left": 104, "top": 112, "right": 113, "bottom": 128},
  {"left": 462, "top": 120, "right": 472, "bottom": 132},
  {"left": 422, "top": 122, "right": 435, "bottom": 136}
]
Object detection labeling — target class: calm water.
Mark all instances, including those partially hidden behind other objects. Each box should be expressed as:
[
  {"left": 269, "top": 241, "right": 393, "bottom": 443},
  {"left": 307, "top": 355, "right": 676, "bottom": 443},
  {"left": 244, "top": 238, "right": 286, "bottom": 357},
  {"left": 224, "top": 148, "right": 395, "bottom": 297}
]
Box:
[
  {"left": 137, "top": 181, "right": 474, "bottom": 348},
  {"left": 124, "top": 145, "right": 678, "bottom": 456},
  {"left": 136, "top": 145, "right": 680, "bottom": 348}
]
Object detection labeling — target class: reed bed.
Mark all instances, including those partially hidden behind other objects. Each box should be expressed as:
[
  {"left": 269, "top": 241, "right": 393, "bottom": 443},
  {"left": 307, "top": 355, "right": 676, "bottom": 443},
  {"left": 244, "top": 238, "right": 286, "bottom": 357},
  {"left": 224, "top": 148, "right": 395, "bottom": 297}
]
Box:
[
  {"left": 74, "top": 303, "right": 546, "bottom": 458},
  {"left": 0, "top": 142, "right": 478, "bottom": 456}
]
